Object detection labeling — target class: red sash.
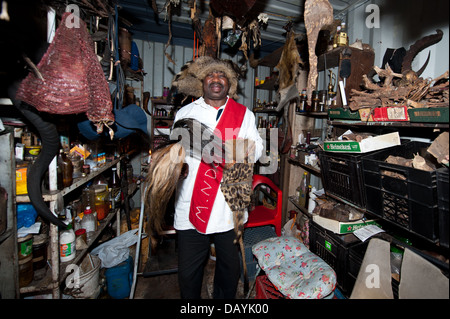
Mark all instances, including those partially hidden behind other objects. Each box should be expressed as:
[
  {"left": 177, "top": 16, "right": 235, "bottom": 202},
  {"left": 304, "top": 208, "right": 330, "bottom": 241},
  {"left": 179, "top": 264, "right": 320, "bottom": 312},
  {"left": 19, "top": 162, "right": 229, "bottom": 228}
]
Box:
[{"left": 189, "top": 99, "right": 247, "bottom": 233}]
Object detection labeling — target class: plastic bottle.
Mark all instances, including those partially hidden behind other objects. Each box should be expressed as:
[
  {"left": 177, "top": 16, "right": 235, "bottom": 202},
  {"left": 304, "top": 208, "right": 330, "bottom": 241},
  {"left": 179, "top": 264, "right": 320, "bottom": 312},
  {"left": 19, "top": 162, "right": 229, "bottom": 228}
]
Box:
[
  {"left": 308, "top": 186, "right": 317, "bottom": 214},
  {"left": 60, "top": 222, "right": 76, "bottom": 262},
  {"left": 298, "top": 172, "right": 308, "bottom": 208},
  {"left": 81, "top": 206, "right": 97, "bottom": 233},
  {"left": 58, "top": 149, "right": 73, "bottom": 188}
]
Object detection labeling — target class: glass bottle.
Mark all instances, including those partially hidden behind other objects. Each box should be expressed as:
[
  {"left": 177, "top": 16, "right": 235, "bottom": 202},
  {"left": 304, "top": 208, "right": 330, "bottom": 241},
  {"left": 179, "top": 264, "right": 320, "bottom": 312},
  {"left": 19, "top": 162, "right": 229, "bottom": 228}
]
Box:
[
  {"left": 109, "top": 167, "right": 121, "bottom": 211},
  {"left": 338, "top": 22, "right": 349, "bottom": 47},
  {"left": 311, "top": 91, "right": 320, "bottom": 112},
  {"left": 333, "top": 25, "right": 341, "bottom": 48},
  {"left": 58, "top": 149, "right": 73, "bottom": 188},
  {"left": 298, "top": 172, "right": 309, "bottom": 208},
  {"left": 299, "top": 89, "right": 307, "bottom": 112}
]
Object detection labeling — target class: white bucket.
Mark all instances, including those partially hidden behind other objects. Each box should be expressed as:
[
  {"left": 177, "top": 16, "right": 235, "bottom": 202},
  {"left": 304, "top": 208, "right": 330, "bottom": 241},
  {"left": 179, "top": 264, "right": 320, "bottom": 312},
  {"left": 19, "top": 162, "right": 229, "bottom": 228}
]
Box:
[{"left": 76, "top": 254, "right": 101, "bottom": 298}]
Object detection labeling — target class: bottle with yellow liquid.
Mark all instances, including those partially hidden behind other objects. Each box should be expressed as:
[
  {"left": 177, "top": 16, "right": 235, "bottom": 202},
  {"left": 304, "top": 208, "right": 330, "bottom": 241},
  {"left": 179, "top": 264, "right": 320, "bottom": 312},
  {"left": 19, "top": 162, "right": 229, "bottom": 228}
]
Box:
[{"left": 338, "top": 22, "right": 348, "bottom": 47}]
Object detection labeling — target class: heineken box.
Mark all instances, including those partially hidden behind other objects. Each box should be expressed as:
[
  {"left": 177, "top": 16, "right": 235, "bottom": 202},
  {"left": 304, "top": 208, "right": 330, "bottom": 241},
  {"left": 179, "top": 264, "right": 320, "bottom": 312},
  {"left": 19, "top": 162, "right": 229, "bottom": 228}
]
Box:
[
  {"left": 312, "top": 214, "right": 380, "bottom": 234},
  {"left": 323, "top": 132, "right": 400, "bottom": 153}
]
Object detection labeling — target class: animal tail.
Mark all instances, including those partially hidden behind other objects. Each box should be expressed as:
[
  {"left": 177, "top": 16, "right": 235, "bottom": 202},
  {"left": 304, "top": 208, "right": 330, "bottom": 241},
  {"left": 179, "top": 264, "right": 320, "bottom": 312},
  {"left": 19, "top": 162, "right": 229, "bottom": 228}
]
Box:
[
  {"left": 144, "top": 142, "right": 185, "bottom": 235},
  {"left": 234, "top": 210, "right": 248, "bottom": 295},
  {"left": 239, "top": 236, "right": 249, "bottom": 295}
]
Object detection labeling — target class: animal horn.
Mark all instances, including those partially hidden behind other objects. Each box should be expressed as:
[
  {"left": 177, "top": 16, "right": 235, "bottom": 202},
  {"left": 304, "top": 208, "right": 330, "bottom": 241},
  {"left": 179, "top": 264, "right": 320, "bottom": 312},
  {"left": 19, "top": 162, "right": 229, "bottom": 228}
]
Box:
[{"left": 401, "top": 29, "right": 443, "bottom": 76}]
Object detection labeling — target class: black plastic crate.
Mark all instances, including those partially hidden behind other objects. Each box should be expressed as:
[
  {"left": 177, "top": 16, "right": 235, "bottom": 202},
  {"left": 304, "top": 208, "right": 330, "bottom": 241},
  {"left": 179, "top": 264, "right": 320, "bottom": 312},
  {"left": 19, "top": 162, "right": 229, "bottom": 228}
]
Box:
[
  {"left": 240, "top": 225, "right": 277, "bottom": 281},
  {"left": 437, "top": 167, "right": 449, "bottom": 248},
  {"left": 362, "top": 141, "right": 439, "bottom": 242},
  {"left": 318, "top": 151, "right": 367, "bottom": 208},
  {"left": 309, "top": 221, "right": 361, "bottom": 294},
  {"left": 346, "top": 240, "right": 369, "bottom": 287}
]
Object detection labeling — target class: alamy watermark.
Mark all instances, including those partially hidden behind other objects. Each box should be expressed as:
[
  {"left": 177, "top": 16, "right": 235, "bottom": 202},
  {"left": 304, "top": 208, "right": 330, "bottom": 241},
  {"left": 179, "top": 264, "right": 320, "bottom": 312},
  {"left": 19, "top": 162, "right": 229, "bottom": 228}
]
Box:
[
  {"left": 365, "top": 4, "right": 380, "bottom": 29},
  {"left": 65, "top": 4, "right": 80, "bottom": 28},
  {"left": 169, "top": 125, "right": 279, "bottom": 174}
]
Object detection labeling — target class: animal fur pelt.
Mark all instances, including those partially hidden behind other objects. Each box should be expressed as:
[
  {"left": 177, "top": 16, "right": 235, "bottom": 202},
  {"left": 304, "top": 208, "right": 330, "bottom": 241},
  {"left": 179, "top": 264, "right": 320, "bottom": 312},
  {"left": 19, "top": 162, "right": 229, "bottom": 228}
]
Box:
[
  {"left": 276, "top": 31, "right": 302, "bottom": 91},
  {"left": 172, "top": 56, "right": 241, "bottom": 99},
  {"left": 144, "top": 141, "right": 185, "bottom": 235}
]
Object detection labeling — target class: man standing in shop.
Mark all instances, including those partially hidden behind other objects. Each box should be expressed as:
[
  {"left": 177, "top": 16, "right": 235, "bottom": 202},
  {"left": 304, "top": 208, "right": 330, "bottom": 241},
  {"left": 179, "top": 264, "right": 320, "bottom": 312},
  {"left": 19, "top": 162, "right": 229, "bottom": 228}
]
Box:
[{"left": 171, "top": 56, "right": 264, "bottom": 298}]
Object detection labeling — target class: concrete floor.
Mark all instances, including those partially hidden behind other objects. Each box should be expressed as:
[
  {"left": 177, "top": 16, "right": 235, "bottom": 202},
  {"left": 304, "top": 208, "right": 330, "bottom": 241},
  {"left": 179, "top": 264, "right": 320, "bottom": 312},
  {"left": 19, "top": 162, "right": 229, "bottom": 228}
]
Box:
[{"left": 133, "top": 237, "right": 255, "bottom": 299}]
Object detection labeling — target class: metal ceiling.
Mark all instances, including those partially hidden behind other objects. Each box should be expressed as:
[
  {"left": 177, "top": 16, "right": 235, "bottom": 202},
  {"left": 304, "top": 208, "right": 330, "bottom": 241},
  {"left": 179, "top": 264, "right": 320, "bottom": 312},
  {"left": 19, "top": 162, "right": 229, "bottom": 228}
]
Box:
[{"left": 117, "top": 0, "right": 365, "bottom": 54}]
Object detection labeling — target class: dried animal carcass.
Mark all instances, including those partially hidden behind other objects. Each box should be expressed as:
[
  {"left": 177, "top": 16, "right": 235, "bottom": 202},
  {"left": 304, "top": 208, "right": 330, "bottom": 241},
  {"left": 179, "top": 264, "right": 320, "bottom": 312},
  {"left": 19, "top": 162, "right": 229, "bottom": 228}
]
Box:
[{"left": 304, "top": 0, "right": 334, "bottom": 104}]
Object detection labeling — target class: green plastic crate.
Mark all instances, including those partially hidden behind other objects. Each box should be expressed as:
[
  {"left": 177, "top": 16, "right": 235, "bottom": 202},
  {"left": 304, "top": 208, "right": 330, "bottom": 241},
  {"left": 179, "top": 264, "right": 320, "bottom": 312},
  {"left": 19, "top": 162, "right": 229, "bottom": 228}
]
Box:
[
  {"left": 408, "top": 107, "right": 449, "bottom": 123},
  {"left": 328, "top": 108, "right": 361, "bottom": 120}
]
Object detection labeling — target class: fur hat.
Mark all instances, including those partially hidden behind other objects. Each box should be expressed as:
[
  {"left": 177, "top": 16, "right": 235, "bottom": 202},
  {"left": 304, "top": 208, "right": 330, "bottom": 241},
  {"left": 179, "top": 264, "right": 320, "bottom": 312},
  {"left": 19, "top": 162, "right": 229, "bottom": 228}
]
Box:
[{"left": 172, "top": 56, "right": 240, "bottom": 99}]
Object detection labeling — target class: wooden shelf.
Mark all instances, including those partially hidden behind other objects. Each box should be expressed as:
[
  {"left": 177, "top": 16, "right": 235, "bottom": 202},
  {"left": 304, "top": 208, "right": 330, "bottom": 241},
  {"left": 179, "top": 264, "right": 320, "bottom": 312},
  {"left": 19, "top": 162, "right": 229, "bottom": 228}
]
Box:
[
  {"left": 297, "top": 111, "right": 328, "bottom": 118},
  {"left": 253, "top": 108, "right": 280, "bottom": 113},
  {"left": 287, "top": 157, "right": 321, "bottom": 176},
  {"left": 19, "top": 210, "right": 118, "bottom": 295},
  {"left": 16, "top": 158, "right": 121, "bottom": 203},
  {"left": 328, "top": 119, "right": 449, "bottom": 129},
  {"left": 288, "top": 195, "right": 312, "bottom": 218}
]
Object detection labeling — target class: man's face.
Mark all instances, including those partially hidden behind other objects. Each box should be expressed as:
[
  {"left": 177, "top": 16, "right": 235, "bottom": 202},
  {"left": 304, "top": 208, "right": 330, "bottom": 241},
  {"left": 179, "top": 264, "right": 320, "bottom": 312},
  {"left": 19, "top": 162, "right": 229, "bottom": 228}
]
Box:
[{"left": 203, "top": 71, "right": 230, "bottom": 101}]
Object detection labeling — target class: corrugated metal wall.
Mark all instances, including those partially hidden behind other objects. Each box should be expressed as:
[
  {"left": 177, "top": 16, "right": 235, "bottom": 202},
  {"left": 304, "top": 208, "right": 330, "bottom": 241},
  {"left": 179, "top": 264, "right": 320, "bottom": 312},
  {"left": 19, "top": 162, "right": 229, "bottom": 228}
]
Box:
[{"left": 128, "top": 39, "right": 273, "bottom": 112}]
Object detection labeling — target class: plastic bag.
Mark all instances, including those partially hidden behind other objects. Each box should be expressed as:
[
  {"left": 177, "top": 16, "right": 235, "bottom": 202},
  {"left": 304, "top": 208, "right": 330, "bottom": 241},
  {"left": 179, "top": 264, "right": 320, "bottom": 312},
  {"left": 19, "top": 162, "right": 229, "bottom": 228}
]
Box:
[{"left": 90, "top": 229, "right": 139, "bottom": 268}]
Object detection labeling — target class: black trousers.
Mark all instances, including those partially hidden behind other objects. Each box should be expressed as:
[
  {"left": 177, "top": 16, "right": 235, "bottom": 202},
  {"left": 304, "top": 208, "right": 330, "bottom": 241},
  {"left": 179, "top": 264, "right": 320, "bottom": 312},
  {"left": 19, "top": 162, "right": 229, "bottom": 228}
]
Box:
[{"left": 177, "top": 229, "right": 241, "bottom": 299}]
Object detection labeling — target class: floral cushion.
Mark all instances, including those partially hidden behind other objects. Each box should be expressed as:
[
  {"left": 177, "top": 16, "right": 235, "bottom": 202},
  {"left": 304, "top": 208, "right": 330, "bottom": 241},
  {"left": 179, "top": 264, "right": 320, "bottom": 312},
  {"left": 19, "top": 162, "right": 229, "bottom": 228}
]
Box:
[{"left": 252, "top": 236, "right": 336, "bottom": 299}]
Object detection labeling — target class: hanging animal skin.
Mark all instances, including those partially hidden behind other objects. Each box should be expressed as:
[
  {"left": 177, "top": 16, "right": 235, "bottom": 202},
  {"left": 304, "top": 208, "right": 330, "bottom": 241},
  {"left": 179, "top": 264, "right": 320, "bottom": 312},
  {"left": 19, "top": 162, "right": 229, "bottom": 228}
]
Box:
[{"left": 304, "top": 0, "right": 334, "bottom": 104}]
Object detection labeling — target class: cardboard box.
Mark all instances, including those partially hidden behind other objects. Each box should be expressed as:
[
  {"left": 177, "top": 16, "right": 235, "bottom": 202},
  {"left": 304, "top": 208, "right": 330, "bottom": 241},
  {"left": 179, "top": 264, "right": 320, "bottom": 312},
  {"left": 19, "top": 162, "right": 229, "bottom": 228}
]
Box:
[
  {"left": 358, "top": 107, "right": 373, "bottom": 121},
  {"left": 323, "top": 131, "right": 400, "bottom": 153},
  {"left": 312, "top": 214, "right": 380, "bottom": 234},
  {"left": 373, "top": 106, "right": 409, "bottom": 121}
]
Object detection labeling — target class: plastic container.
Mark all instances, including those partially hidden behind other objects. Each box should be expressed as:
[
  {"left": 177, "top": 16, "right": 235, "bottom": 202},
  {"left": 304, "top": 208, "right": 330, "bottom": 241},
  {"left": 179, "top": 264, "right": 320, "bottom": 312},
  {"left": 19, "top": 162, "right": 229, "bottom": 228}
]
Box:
[
  {"left": 18, "top": 233, "right": 33, "bottom": 260},
  {"left": 18, "top": 255, "right": 34, "bottom": 288},
  {"left": 240, "top": 226, "right": 277, "bottom": 282},
  {"left": 255, "top": 275, "right": 285, "bottom": 299},
  {"left": 318, "top": 150, "right": 367, "bottom": 208},
  {"left": 93, "top": 184, "right": 109, "bottom": 220},
  {"left": 362, "top": 141, "right": 439, "bottom": 242},
  {"left": 76, "top": 255, "right": 101, "bottom": 299},
  {"left": 16, "top": 163, "right": 28, "bottom": 195},
  {"left": 105, "top": 256, "right": 133, "bottom": 299},
  {"left": 437, "top": 167, "right": 449, "bottom": 248},
  {"left": 32, "top": 234, "right": 48, "bottom": 270},
  {"left": 81, "top": 207, "right": 97, "bottom": 233},
  {"left": 309, "top": 220, "right": 361, "bottom": 295},
  {"left": 60, "top": 223, "right": 76, "bottom": 262}
]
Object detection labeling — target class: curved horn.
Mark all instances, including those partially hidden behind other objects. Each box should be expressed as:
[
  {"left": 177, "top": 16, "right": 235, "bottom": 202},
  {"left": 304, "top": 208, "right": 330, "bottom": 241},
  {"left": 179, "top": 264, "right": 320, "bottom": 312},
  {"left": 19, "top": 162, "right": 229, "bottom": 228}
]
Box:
[
  {"left": 401, "top": 29, "right": 443, "bottom": 75},
  {"left": 9, "top": 82, "right": 66, "bottom": 228}
]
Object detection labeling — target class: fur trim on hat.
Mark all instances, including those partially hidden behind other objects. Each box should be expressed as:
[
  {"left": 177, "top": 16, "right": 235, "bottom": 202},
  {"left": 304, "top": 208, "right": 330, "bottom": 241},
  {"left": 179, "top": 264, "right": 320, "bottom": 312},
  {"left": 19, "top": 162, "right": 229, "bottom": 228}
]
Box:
[{"left": 172, "top": 56, "right": 240, "bottom": 99}]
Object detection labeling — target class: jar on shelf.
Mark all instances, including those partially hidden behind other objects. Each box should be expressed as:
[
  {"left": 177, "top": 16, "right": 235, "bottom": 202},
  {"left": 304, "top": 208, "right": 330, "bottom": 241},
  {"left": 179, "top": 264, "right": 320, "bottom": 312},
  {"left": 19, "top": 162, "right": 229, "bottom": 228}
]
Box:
[
  {"left": 58, "top": 149, "right": 73, "bottom": 188},
  {"left": 311, "top": 91, "right": 320, "bottom": 112},
  {"left": 318, "top": 90, "right": 327, "bottom": 112},
  {"left": 93, "top": 184, "right": 109, "bottom": 221},
  {"left": 18, "top": 255, "right": 33, "bottom": 288}
]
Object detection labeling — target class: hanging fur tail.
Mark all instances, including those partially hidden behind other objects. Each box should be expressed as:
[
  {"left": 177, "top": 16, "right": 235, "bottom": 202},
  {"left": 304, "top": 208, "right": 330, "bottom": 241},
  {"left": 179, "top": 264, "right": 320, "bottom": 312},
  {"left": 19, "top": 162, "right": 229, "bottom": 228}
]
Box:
[
  {"left": 233, "top": 210, "right": 249, "bottom": 295},
  {"left": 144, "top": 142, "right": 185, "bottom": 235},
  {"left": 239, "top": 236, "right": 249, "bottom": 295}
]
